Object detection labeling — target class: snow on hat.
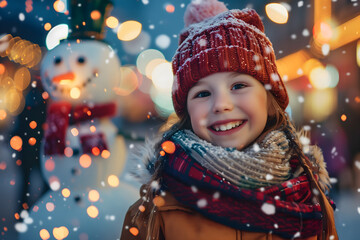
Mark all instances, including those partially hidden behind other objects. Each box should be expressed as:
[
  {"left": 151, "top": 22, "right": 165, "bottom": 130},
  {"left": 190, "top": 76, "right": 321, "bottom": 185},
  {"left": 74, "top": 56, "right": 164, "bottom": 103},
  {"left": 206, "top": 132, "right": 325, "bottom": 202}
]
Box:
[{"left": 172, "top": 0, "right": 289, "bottom": 117}]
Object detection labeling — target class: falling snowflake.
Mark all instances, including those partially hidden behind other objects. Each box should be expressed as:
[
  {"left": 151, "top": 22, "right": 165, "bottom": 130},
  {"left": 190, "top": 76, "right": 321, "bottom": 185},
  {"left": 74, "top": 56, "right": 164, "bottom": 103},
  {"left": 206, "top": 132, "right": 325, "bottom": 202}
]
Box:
[
  {"left": 197, "top": 198, "right": 207, "bottom": 208},
  {"left": 266, "top": 174, "right": 274, "bottom": 181},
  {"left": 253, "top": 143, "right": 260, "bottom": 152},
  {"left": 261, "top": 203, "right": 275, "bottom": 215},
  {"left": 293, "top": 232, "right": 301, "bottom": 238}
]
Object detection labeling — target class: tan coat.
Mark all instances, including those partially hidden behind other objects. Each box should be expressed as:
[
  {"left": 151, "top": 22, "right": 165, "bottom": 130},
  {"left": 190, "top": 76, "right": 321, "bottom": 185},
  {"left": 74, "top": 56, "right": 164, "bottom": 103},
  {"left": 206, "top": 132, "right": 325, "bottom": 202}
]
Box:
[{"left": 120, "top": 186, "right": 317, "bottom": 240}]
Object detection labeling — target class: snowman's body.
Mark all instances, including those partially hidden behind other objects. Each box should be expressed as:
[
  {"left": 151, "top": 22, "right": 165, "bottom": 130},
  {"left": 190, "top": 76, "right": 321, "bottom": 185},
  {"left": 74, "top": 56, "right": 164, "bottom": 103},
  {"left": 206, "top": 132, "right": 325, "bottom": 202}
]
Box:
[{"left": 19, "top": 40, "right": 138, "bottom": 240}]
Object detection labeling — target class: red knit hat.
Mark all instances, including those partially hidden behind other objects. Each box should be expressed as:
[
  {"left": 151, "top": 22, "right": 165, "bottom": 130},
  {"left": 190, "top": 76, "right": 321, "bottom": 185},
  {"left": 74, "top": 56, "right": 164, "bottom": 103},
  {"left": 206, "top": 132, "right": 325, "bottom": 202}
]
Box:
[{"left": 172, "top": 0, "right": 289, "bottom": 117}]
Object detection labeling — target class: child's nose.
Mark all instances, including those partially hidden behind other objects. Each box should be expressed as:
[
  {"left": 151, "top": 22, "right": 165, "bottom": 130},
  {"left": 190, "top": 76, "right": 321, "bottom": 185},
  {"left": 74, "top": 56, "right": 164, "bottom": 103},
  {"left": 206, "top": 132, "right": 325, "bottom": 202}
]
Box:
[{"left": 212, "top": 92, "right": 234, "bottom": 113}]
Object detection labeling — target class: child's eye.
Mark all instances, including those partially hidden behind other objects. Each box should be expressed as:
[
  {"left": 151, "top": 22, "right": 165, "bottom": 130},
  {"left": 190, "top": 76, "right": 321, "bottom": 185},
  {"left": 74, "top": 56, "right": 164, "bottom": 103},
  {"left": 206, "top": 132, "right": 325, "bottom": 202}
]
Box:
[
  {"left": 232, "top": 83, "right": 246, "bottom": 90},
  {"left": 194, "top": 91, "right": 210, "bottom": 98}
]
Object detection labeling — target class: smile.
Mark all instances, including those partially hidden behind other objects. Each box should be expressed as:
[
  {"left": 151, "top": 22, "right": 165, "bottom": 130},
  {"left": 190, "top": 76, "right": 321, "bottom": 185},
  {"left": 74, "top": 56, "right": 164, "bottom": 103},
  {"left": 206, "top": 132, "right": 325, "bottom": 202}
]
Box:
[{"left": 210, "top": 120, "right": 246, "bottom": 132}]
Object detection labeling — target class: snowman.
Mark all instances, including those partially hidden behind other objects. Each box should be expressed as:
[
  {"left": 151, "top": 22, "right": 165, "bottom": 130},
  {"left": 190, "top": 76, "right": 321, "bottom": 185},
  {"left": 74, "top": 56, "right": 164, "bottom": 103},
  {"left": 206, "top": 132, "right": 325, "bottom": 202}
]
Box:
[{"left": 18, "top": 1, "right": 138, "bottom": 239}]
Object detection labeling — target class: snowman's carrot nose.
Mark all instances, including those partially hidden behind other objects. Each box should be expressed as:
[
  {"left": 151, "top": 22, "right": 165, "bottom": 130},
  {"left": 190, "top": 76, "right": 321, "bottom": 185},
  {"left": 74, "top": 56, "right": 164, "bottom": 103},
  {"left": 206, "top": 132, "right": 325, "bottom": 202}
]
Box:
[{"left": 52, "top": 72, "right": 75, "bottom": 84}]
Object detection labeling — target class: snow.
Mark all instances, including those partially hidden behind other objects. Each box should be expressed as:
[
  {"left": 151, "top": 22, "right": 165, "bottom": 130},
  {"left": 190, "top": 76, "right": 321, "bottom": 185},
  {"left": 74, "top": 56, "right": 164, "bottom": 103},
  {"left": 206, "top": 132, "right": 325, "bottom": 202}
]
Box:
[{"left": 261, "top": 203, "right": 275, "bottom": 215}]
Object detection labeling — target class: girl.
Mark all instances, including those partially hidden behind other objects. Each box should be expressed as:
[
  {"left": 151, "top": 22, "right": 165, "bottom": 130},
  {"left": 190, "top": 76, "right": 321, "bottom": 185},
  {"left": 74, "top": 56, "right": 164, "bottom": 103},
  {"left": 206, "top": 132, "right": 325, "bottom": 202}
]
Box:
[{"left": 120, "top": 0, "right": 338, "bottom": 239}]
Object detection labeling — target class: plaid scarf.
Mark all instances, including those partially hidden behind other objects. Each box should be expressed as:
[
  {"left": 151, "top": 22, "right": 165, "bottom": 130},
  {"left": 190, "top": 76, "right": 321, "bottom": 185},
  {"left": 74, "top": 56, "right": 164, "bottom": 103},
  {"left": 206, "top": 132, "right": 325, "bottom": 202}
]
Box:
[{"left": 159, "top": 130, "right": 333, "bottom": 239}]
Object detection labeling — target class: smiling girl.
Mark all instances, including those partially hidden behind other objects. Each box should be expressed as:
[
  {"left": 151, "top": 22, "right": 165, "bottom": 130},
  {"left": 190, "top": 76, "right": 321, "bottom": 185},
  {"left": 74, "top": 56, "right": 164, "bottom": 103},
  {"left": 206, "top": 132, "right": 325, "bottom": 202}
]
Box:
[{"left": 120, "top": 0, "right": 338, "bottom": 239}]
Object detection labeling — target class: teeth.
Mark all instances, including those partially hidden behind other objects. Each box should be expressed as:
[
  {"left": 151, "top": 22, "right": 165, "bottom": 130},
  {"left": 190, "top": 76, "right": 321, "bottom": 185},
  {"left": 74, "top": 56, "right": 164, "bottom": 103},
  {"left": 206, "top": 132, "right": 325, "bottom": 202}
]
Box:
[{"left": 213, "top": 121, "right": 243, "bottom": 132}]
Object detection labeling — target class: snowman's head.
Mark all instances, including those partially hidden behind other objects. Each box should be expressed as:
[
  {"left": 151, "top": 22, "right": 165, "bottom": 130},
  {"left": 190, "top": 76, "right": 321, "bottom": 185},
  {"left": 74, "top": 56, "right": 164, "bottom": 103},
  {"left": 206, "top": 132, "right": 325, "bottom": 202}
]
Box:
[{"left": 40, "top": 40, "right": 121, "bottom": 104}]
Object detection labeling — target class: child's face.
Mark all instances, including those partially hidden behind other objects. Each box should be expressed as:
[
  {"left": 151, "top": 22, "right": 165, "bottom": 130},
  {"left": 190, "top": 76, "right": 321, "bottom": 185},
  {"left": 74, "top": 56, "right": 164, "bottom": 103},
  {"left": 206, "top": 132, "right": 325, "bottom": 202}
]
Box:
[{"left": 187, "top": 72, "right": 268, "bottom": 150}]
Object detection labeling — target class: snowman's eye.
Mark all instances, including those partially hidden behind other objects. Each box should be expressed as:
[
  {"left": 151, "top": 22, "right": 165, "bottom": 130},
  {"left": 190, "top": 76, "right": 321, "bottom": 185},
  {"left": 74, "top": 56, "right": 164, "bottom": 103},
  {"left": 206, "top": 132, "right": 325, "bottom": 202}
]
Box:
[
  {"left": 54, "top": 56, "right": 62, "bottom": 65},
  {"left": 77, "top": 56, "right": 86, "bottom": 64}
]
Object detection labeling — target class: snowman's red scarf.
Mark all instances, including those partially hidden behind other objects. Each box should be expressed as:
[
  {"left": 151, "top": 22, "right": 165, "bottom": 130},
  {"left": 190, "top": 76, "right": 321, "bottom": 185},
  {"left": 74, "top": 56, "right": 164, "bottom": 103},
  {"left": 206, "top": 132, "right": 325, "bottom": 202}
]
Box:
[
  {"left": 161, "top": 145, "right": 333, "bottom": 239},
  {"left": 44, "top": 101, "right": 116, "bottom": 155}
]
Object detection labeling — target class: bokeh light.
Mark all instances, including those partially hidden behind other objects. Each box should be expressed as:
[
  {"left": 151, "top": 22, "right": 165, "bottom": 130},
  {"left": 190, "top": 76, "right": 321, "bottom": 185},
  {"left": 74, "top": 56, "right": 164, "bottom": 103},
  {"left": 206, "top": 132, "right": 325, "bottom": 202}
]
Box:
[
  {"left": 151, "top": 62, "right": 173, "bottom": 91},
  {"left": 10, "top": 136, "right": 22, "bottom": 151},
  {"left": 117, "top": 20, "right": 142, "bottom": 41},
  {"left": 265, "top": 3, "right": 289, "bottom": 24},
  {"left": 45, "top": 158, "right": 55, "bottom": 172},
  {"left": 13, "top": 67, "right": 30, "bottom": 91},
  {"left": 90, "top": 10, "right": 101, "bottom": 20},
  {"left": 304, "top": 88, "right": 337, "bottom": 122},
  {"left": 53, "top": 0, "right": 65, "bottom": 13},
  {"left": 79, "top": 154, "right": 92, "bottom": 168},
  {"left": 52, "top": 226, "right": 69, "bottom": 240},
  {"left": 28, "top": 137, "right": 36, "bottom": 146},
  {"left": 165, "top": 3, "right": 175, "bottom": 13},
  {"left": 46, "top": 202, "right": 55, "bottom": 212},
  {"left": 309, "top": 66, "right": 331, "bottom": 89},
  {"left": 0, "top": 109, "right": 7, "bottom": 120},
  {"left": 29, "top": 120, "right": 37, "bottom": 129},
  {"left": 64, "top": 147, "right": 73, "bottom": 157},
  {"left": 39, "top": 229, "right": 50, "bottom": 240},
  {"left": 0, "top": 63, "right": 5, "bottom": 74},
  {"left": 115, "top": 66, "right": 139, "bottom": 96},
  {"left": 161, "top": 141, "right": 176, "bottom": 154},
  {"left": 87, "top": 206, "right": 99, "bottom": 218},
  {"left": 129, "top": 227, "right": 139, "bottom": 236},
  {"left": 106, "top": 16, "right": 119, "bottom": 29},
  {"left": 44, "top": 23, "right": 51, "bottom": 31},
  {"left": 341, "top": 114, "right": 347, "bottom": 122},
  {"left": 71, "top": 128, "right": 79, "bottom": 136},
  {"left": 88, "top": 189, "right": 100, "bottom": 202},
  {"left": 0, "top": 0, "right": 8, "bottom": 8},
  {"left": 145, "top": 58, "right": 167, "bottom": 79},
  {"left": 70, "top": 87, "right": 81, "bottom": 99},
  {"left": 101, "top": 150, "right": 110, "bottom": 159},
  {"left": 136, "top": 49, "right": 165, "bottom": 76},
  {"left": 107, "top": 175, "right": 119, "bottom": 187},
  {"left": 61, "top": 188, "right": 71, "bottom": 198}
]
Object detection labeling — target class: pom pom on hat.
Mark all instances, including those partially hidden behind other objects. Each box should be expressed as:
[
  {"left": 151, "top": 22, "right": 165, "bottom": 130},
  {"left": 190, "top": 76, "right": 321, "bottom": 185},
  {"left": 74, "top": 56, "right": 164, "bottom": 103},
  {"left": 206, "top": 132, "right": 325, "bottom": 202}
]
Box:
[{"left": 184, "top": 0, "right": 228, "bottom": 27}]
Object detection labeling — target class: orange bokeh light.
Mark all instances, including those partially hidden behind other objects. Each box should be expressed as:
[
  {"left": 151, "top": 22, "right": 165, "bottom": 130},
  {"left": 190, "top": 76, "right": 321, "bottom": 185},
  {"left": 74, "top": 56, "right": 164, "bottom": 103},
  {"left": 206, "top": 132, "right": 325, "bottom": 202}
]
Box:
[
  {"left": 28, "top": 137, "right": 36, "bottom": 146},
  {"left": 106, "top": 16, "right": 119, "bottom": 29},
  {"left": 39, "top": 229, "right": 50, "bottom": 240},
  {"left": 61, "top": 188, "right": 71, "bottom": 198},
  {"left": 53, "top": 0, "right": 65, "bottom": 13},
  {"left": 92, "top": 147, "right": 100, "bottom": 156},
  {"left": 107, "top": 175, "right": 119, "bottom": 187},
  {"left": 42, "top": 91, "right": 49, "bottom": 100},
  {"left": 44, "top": 23, "right": 52, "bottom": 31},
  {"left": 71, "top": 128, "right": 79, "bottom": 136},
  {"left": 0, "top": 63, "right": 5, "bottom": 74},
  {"left": 52, "top": 226, "right": 69, "bottom": 240},
  {"left": 87, "top": 206, "right": 99, "bottom": 218},
  {"left": 341, "top": 114, "right": 347, "bottom": 122},
  {"left": 165, "top": 4, "right": 175, "bottom": 13},
  {"left": 159, "top": 150, "right": 165, "bottom": 156},
  {"left": 153, "top": 196, "right": 165, "bottom": 207},
  {"left": 0, "top": 0, "right": 8, "bottom": 8},
  {"left": 129, "top": 227, "right": 139, "bottom": 236},
  {"left": 161, "top": 141, "right": 176, "bottom": 154},
  {"left": 101, "top": 150, "right": 110, "bottom": 159},
  {"left": 90, "top": 10, "right": 101, "bottom": 20},
  {"left": 46, "top": 202, "right": 55, "bottom": 212},
  {"left": 0, "top": 109, "right": 7, "bottom": 120},
  {"left": 88, "top": 189, "right": 100, "bottom": 202},
  {"left": 29, "top": 121, "right": 37, "bottom": 129},
  {"left": 79, "top": 154, "right": 92, "bottom": 168},
  {"left": 10, "top": 136, "right": 23, "bottom": 151},
  {"left": 90, "top": 126, "right": 96, "bottom": 132}
]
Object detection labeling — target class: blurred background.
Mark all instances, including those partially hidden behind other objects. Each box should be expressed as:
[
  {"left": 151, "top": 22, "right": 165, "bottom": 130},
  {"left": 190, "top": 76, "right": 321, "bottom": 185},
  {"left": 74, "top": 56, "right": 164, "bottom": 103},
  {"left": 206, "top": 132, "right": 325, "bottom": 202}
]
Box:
[{"left": 0, "top": 0, "right": 359, "bottom": 239}]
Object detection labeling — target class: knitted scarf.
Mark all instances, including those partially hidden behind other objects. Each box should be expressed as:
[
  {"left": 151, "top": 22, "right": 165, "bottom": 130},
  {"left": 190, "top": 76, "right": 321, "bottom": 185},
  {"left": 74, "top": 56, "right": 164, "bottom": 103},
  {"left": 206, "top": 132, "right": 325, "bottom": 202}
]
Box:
[
  {"left": 171, "top": 129, "right": 292, "bottom": 189},
  {"left": 159, "top": 130, "right": 332, "bottom": 239},
  {"left": 44, "top": 101, "right": 116, "bottom": 155}
]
